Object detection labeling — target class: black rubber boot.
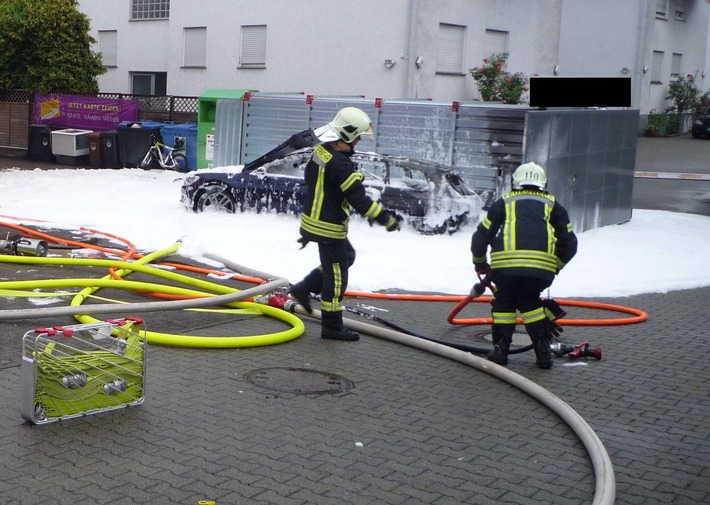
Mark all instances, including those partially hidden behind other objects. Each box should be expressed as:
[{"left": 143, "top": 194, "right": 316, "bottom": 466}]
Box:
[
  {"left": 288, "top": 282, "right": 313, "bottom": 313},
  {"left": 488, "top": 325, "right": 512, "bottom": 365},
  {"left": 321, "top": 311, "right": 360, "bottom": 341},
  {"left": 528, "top": 322, "right": 553, "bottom": 369}
]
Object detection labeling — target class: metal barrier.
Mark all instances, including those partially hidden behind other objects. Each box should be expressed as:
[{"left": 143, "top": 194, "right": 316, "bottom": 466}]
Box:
[
  {"left": 0, "top": 89, "right": 637, "bottom": 233},
  {"left": 215, "top": 93, "right": 637, "bottom": 232}
]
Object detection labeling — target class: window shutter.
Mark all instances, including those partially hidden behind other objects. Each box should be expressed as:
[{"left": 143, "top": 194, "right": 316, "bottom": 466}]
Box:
[
  {"left": 241, "top": 25, "right": 267, "bottom": 67},
  {"left": 99, "top": 31, "right": 118, "bottom": 67},
  {"left": 655, "top": 0, "right": 668, "bottom": 17},
  {"left": 436, "top": 23, "right": 465, "bottom": 73},
  {"left": 671, "top": 53, "right": 682, "bottom": 79},
  {"left": 184, "top": 27, "right": 207, "bottom": 67},
  {"left": 651, "top": 51, "right": 664, "bottom": 82},
  {"left": 483, "top": 29, "right": 508, "bottom": 59}
]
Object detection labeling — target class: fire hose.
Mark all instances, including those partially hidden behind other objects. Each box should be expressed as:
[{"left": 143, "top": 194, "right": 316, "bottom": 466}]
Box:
[
  {"left": 0, "top": 246, "right": 304, "bottom": 348},
  {"left": 0, "top": 223, "right": 616, "bottom": 504},
  {"left": 218, "top": 271, "right": 616, "bottom": 505}
]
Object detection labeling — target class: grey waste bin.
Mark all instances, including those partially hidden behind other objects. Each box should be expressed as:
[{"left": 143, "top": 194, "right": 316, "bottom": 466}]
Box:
[
  {"left": 27, "top": 124, "right": 55, "bottom": 163},
  {"left": 117, "top": 121, "right": 165, "bottom": 167}
]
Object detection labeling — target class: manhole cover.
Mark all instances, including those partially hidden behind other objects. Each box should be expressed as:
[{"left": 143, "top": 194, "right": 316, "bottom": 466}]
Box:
[
  {"left": 246, "top": 367, "right": 353, "bottom": 395},
  {"left": 471, "top": 329, "right": 531, "bottom": 348}
]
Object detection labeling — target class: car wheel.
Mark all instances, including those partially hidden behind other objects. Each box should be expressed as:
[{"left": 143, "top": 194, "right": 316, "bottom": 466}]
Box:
[
  {"left": 196, "top": 186, "right": 236, "bottom": 213},
  {"left": 691, "top": 131, "right": 701, "bottom": 139}
]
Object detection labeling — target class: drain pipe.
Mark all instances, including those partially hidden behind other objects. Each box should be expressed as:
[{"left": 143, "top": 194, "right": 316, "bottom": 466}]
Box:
[{"left": 200, "top": 254, "right": 616, "bottom": 505}]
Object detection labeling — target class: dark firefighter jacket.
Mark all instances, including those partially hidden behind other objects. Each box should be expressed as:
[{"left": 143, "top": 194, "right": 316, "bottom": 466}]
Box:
[
  {"left": 299, "top": 143, "right": 396, "bottom": 241},
  {"left": 470, "top": 189, "right": 578, "bottom": 281}
]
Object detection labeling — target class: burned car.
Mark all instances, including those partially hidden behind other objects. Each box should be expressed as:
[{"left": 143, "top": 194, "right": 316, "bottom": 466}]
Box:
[{"left": 180, "top": 134, "right": 486, "bottom": 234}]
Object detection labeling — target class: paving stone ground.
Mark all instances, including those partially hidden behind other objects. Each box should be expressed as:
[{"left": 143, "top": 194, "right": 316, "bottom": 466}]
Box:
[{"left": 0, "top": 135, "right": 708, "bottom": 504}]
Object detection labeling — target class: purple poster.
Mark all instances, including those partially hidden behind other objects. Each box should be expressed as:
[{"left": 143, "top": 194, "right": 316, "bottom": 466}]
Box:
[{"left": 34, "top": 93, "right": 139, "bottom": 131}]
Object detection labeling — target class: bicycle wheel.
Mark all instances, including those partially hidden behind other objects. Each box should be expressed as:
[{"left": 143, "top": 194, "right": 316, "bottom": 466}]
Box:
[
  {"left": 139, "top": 149, "right": 154, "bottom": 170},
  {"left": 172, "top": 153, "right": 189, "bottom": 172}
]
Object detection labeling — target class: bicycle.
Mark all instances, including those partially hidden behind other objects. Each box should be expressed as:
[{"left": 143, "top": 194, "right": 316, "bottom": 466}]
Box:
[{"left": 139, "top": 134, "right": 189, "bottom": 172}]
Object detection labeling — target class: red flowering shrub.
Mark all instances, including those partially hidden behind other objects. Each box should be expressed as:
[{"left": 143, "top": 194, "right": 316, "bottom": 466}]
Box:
[{"left": 470, "top": 53, "right": 528, "bottom": 104}]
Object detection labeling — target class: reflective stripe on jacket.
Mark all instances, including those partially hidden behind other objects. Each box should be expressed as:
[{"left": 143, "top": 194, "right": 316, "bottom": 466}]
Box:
[
  {"left": 300, "top": 144, "right": 388, "bottom": 241},
  {"left": 470, "top": 189, "right": 578, "bottom": 280}
]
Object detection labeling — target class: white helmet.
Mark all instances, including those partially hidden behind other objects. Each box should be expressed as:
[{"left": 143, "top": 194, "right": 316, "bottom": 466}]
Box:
[
  {"left": 512, "top": 162, "right": 547, "bottom": 190},
  {"left": 328, "top": 107, "right": 373, "bottom": 143}
]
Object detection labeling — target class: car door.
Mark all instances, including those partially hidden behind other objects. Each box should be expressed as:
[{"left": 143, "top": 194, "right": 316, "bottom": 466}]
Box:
[
  {"left": 362, "top": 157, "right": 429, "bottom": 217},
  {"left": 252, "top": 150, "right": 310, "bottom": 214}
]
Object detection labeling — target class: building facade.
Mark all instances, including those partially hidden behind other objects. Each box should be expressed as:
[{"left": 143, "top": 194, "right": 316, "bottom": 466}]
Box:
[{"left": 78, "top": 0, "right": 709, "bottom": 114}]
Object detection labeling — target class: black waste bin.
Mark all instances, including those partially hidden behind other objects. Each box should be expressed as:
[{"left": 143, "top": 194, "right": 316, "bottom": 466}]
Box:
[
  {"left": 87, "top": 130, "right": 121, "bottom": 168},
  {"left": 88, "top": 132, "right": 103, "bottom": 167},
  {"left": 27, "top": 124, "right": 55, "bottom": 163},
  {"left": 101, "top": 130, "right": 121, "bottom": 168},
  {"left": 117, "top": 122, "right": 164, "bottom": 167}
]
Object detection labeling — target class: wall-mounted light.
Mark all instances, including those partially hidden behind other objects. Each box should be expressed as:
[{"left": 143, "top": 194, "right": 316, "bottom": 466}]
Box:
[
  {"left": 415, "top": 56, "right": 424, "bottom": 69},
  {"left": 553, "top": 65, "right": 559, "bottom": 76},
  {"left": 621, "top": 67, "right": 630, "bottom": 74},
  {"left": 384, "top": 58, "right": 396, "bottom": 69},
  {"left": 703, "top": 71, "right": 707, "bottom": 79},
  {"left": 643, "top": 65, "right": 648, "bottom": 74}
]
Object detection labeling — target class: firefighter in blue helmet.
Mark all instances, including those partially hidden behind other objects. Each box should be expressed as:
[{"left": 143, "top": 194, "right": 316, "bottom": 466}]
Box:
[
  {"left": 289, "top": 107, "right": 402, "bottom": 341},
  {"left": 470, "top": 162, "right": 578, "bottom": 368}
]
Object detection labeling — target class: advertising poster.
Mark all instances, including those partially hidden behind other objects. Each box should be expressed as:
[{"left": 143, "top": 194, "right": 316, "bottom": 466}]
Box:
[{"left": 34, "top": 93, "right": 139, "bottom": 131}]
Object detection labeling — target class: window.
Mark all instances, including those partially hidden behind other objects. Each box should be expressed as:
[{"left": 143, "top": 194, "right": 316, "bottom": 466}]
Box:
[
  {"left": 240, "top": 25, "right": 267, "bottom": 68},
  {"left": 131, "top": 72, "right": 167, "bottom": 95},
  {"left": 183, "top": 27, "right": 207, "bottom": 68},
  {"left": 436, "top": 23, "right": 465, "bottom": 74},
  {"left": 655, "top": 0, "right": 668, "bottom": 18},
  {"left": 483, "top": 29, "right": 509, "bottom": 59},
  {"left": 131, "top": 0, "right": 170, "bottom": 20},
  {"left": 98, "top": 30, "right": 117, "bottom": 67},
  {"left": 651, "top": 51, "right": 663, "bottom": 83},
  {"left": 674, "top": 0, "right": 685, "bottom": 21},
  {"left": 671, "top": 53, "right": 682, "bottom": 80}
]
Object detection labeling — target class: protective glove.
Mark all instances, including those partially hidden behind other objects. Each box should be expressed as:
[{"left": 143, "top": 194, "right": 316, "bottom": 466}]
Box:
[
  {"left": 542, "top": 298, "right": 566, "bottom": 321},
  {"left": 550, "top": 321, "right": 564, "bottom": 338},
  {"left": 470, "top": 282, "right": 486, "bottom": 297},
  {"left": 297, "top": 237, "right": 310, "bottom": 250},
  {"left": 474, "top": 262, "right": 490, "bottom": 276},
  {"left": 385, "top": 213, "right": 404, "bottom": 232}
]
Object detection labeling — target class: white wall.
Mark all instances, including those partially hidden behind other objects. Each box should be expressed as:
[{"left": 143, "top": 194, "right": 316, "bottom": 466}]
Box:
[{"left": 78, "top": 0, "right": 709, "bottom": 113}]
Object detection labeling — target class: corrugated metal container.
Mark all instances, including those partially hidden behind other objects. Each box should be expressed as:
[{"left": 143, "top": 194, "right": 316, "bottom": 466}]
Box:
[{"left": 212, "top": 92, "right": 638, "bottom": 232}]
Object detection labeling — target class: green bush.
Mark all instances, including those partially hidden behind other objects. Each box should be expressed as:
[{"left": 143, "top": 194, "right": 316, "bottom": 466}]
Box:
[{"left": 470, "top": 53, "right": 529, "bottom": 105}]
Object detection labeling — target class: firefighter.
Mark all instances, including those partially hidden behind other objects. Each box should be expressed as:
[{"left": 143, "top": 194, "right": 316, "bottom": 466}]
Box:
[
  {"left": 289, "top": 107, "right": 402, "bottom": 341},
  {"left": 470, "top": 162, "right": 578, "bottom": 368}
]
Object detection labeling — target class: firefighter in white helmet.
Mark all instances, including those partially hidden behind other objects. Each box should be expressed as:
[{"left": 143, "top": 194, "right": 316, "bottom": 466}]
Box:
[
  {"left": 289, "top": 107, "right": 403, "bottom": 341},
  {"left": 470, "top": 162, "right": 578, "bottom": 368}
]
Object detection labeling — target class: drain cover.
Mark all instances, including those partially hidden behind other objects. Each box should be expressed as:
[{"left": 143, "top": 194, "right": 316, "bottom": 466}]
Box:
[
  {"left": 246, "top": 367, "right": 353, "bottom": 395},
  {"left": 471, "top": 329, "right": 531, "bottom": 349}
]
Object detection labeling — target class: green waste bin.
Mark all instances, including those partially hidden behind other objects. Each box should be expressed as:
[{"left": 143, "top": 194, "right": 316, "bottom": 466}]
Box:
[{"left": 197, "top": 89, "right": 255, "bottom": 169}]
